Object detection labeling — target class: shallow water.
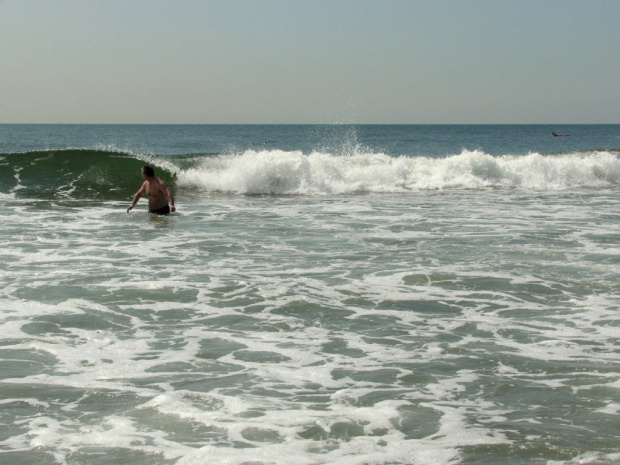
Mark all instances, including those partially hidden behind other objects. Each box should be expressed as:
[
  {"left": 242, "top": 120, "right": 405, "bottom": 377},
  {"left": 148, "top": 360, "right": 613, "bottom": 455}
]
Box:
[{"left": 1, "top": 125, "right": 619, "bottom": 464}]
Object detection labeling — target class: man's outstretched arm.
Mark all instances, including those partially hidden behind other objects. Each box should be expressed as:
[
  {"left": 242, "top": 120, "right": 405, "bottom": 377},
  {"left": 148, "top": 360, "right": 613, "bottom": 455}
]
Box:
[
  {"left": 164, "top": 184, "right": 176, "bottom": 212},
  {"left": 127, "top": 183, "right": 146, "bottom": 212}
]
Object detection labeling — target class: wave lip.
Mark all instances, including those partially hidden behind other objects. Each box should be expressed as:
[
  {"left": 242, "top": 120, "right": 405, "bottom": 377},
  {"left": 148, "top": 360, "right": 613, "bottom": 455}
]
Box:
[
  {"left": 177, "top": 149, "right": 620, "bottom": 195},
  {"left": 0, "top": 149, "right": 177, "bottom": 201}
]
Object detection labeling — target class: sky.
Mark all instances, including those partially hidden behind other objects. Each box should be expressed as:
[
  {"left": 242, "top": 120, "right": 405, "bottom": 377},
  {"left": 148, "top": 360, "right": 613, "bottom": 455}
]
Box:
[{"left": 1, "top": 0, "right": 619, "bottom": 124}]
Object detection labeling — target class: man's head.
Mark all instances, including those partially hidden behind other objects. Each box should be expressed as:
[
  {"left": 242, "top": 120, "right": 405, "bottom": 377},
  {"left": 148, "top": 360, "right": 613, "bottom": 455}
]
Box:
[{"left": 142, "top": 166, "right": 155, "bottom": 178}]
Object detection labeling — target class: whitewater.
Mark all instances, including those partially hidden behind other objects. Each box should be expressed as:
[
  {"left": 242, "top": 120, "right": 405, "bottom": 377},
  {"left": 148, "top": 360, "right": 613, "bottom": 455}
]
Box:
[
  {"left": 0, "top": 124, "right": 619, "bottom": 465},
  {"left": 174, "top": 148, "right": 620, "bottom": 193}
]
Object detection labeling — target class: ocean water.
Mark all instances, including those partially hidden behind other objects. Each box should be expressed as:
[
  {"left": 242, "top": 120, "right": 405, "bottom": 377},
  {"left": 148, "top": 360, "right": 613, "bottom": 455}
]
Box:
[{"left": 0, "top": 124, "right": 619, "bottom": 465}]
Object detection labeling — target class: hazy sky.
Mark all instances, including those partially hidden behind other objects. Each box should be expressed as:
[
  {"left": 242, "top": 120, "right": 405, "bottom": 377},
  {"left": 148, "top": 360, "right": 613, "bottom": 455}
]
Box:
[{"left": 1, "top": 0, "right": 619, "bottom": 124}]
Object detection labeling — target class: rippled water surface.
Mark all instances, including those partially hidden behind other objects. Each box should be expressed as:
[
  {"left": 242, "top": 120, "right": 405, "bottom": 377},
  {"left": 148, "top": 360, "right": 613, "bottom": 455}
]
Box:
[
  {"left": 1, "top": 188, "right": 619, "bottom": 465},
  {"left": 1, "top": 125, "right": 619, "bottom": 464}
]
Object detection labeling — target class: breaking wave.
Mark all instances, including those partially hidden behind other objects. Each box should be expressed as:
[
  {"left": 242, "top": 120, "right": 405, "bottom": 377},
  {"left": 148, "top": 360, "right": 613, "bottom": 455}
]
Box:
[
  {"left": 1, "top": 148, "right": 618, "bottom": 200},
  {"left": 177, "top": 149, "right": 620, "bottom": 194}
]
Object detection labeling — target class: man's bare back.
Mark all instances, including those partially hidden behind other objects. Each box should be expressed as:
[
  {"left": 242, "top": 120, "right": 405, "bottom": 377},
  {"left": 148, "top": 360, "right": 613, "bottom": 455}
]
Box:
[
  {"left": 127, "top": 166, "right": 176, "bottom": 214},
  {"left": 143, "top": 178, "right": 171, "bottom": 210}
]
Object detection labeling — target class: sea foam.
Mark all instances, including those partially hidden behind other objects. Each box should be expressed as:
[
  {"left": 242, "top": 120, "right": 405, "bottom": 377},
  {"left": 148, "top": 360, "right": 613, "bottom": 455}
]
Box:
[{"left": 175, "top": 149, "right": 620, "bottom": 194}]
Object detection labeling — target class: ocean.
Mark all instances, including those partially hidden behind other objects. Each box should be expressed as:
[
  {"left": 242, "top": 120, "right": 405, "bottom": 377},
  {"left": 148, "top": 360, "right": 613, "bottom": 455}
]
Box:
[{"left": 0, "top": 124, "right": 619, "bottom": 465}]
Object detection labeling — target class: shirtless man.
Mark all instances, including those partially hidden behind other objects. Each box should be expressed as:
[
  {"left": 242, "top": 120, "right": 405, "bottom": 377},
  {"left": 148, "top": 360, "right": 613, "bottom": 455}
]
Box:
[{"left": 127, "top": 166, "right": 176, "bottom": 215}]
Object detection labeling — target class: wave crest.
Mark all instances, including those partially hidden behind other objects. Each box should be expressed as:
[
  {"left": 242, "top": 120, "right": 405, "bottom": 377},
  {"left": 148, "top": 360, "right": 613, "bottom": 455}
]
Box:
[
  {"left": 0, "top": 149, "right": 176, "bottom": 201},
  {"left": 2, "top": 148, "right": 618, "bottom": 200},
  {"left": 177, "top": 149, "right": 620, "bottom": 194}
]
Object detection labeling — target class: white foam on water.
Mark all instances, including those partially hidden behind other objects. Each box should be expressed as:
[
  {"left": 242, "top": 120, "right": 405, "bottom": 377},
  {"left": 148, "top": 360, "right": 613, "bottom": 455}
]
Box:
[
  {"left": 175, "top": 149, "right": 620, "bottom": 195},
  {"left": 1, "top": 185, "right": 619, "bottom": 464},
  {"left": 546, "top": 452, "right": 620, "bottom": 465}
]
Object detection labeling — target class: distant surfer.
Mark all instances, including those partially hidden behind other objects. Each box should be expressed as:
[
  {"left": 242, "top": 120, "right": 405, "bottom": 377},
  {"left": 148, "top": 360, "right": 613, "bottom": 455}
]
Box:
[
  {"left": 127, "top": 165, "right": 176, "bottom": 215},
  {"left": 552, "top": 132, "right": 570, "bottom": 137}
]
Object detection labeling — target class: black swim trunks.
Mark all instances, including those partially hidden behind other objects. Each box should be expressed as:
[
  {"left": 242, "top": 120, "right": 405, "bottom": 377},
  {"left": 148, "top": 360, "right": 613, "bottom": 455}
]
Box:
[{"left": 149, "top": 205, "right": 171, "bottom": 215}]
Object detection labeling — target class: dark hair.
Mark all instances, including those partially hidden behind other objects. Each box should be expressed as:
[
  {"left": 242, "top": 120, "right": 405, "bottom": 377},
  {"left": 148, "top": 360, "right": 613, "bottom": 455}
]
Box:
[{"left": 142, "top": 166, "right": 155, "bottom": 177}]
